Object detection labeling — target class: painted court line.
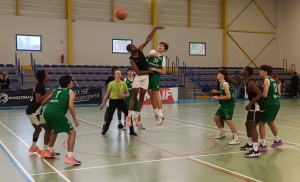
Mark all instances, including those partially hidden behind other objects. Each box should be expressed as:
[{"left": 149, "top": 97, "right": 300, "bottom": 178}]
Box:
[
  {"left": 0, "top": 140, "right": 35, "bottom": 182},
  {"left": 73, "top": 117, "right": 259, "bottom": 182},
  {"left": 152, "top": 108, "right": 300, "bottom": 146},
  {"left": 190, "top": 157, "right": 262, "bottom": 182},
  {"left": 0, "top": 122, "right": 71, "bottom": 182}
]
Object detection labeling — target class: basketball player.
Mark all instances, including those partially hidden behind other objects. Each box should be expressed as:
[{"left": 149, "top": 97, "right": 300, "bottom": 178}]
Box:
[
  {"left": 123, "top": 68, "right": 144, "bottom": 130},
  {"left": 212, "top": 70, "right": 239, "bottom": 145},
  {"left": 41, "top": 75, "right": 81, "bottom": 165},
  {"left": 241, "top": 66, "right": 264, "bottom": 157},
  {"left": 258, "top": 65, "right": 283, "bottom": 152},
  {"left": 125, "top": 26, "right": 165, "bottom": 127},
  {"left": 147, "top": 42, "right": 169, "bottom": 125},
  {"left": 26, "top": 70, "right": 55, "bottom": 156},
  {"left": 211, "top": 67, "right": 237, "bottom": 139},
  {"left": 100, "top": 70, "right": 137, "bottom": 136},
  {"left": 104, "top": 67, "right": 123, "bottom": 129}
]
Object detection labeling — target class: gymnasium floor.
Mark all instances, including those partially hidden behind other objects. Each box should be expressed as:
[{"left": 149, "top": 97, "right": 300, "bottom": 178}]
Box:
[{"left": 0, "top": 99, "right": 299, "bottom": 182}]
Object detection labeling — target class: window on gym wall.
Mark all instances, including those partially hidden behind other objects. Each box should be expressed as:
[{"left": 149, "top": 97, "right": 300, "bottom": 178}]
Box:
[
  {"left": 189, "top": 42, "right": 206, "bottom": 56},
  {"left": 16, "top": 34, "right": 42, "bottom": 51},
  {"left": 112, "top": 39, "right": 132, "bottom": 54}
]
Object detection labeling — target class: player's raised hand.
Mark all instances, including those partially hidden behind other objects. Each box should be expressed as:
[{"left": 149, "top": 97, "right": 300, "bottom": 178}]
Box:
[{"left": 156, "top": 26, "right": 165, "bottom": 30}]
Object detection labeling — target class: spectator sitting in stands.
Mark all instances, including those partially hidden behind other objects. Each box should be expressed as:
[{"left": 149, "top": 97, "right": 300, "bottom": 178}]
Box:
[{"left": 0, "top": 71, "right": 10, "bottom": 89}]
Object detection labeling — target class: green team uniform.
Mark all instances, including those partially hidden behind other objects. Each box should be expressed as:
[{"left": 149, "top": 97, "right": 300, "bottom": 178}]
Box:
[
  {"left": 43, "top": 87, "right": 73, "bottom": 133},
  {"left": 261, "top": 77, "right": 280, "bottom": 123},
  {"left": 147, "top": 54, "right": 165, "bottom": 91},
  {"left": 124, "top": 77, "right": 138, "bottom": 111},
  {"left": 215, "top": 81, "right": 235, "bottom": 120}
]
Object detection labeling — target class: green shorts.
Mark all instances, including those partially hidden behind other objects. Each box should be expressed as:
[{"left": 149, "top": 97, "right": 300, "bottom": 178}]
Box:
[
  {"left": 44, "top": 113, "right": 74, "bottom": 133},
  {"left": 148, "top": 73, "right": 160, "bottom": 91},
  {"left": 125, "top": 97, "right": 138, "bottom": 111},
  {"left": 215, "top": 103, "right": 235, "bottom": 120},
  {"left": 261, "top": 105, "right": 280, "bottom": 123}
]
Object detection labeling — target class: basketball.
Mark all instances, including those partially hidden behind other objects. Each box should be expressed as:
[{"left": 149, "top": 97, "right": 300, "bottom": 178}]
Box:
[{"left": 115, "top": 8, "right": 127, "bottom": 20}]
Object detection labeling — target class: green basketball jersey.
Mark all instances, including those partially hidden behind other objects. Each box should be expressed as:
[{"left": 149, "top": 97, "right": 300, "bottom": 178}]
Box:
[
  {"left": 147, "top": 54, "right": 164, "bottom": 76},
  {"left": 265, "top": 77, "right": 280, "bottom": 106},
  {"left": 44, "top": 87, "right": 71, "bottom": 115},
  {"left": 220, "top": 81, "right": 234, "bottom": 105},
  {"left": 124, "top": 77, "right": 134, "bottom": 99}
]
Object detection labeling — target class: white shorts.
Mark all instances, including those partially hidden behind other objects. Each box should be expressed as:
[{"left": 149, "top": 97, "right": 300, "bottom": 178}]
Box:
[
  {"left": 27, "top": 113, "right": 46, "bottom": 125},
  {"left": 106, "top": 99, "right": 110, "bottom": 107},
  {"left": 132, "top": 75, "right": 149, "bottom": 90}
]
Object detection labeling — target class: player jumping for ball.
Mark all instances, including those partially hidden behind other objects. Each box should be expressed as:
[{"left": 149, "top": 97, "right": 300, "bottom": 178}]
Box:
[
  {"left": 147, "top": 42, "right": 169, "bottom": 124},
  {"left": 125, "top": 26, "right": 165, "bottom": 127}
]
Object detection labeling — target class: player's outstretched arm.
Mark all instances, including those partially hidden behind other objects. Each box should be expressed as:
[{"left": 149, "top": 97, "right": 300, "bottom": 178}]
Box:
[
  {"left": 99, "top": 89, "right": 111, "bottom": 109},
  {"left": 139, "top": 26, "right": 165, "bottom": 52}
]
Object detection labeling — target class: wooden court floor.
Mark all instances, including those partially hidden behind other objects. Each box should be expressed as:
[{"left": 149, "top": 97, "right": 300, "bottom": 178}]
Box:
[{"left": 0, "top": 99, "right": 300, "bottom": 182}]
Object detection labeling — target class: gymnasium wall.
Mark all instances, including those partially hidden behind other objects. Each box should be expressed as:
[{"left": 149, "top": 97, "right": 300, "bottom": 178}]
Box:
[
  {"left": 227, "top": 0, "right": 278, "bottom": 67},
  {"left": 277, "top": 0, "right": 300, "bottom": 73},
  {"left": 0, "top": 0, "right": 281, "bottom": 68}
]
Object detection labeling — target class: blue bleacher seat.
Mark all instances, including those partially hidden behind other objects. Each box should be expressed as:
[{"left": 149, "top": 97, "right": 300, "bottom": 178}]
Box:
[
  {"left": 75, "top": 65, "right": 83, "bottom": 68},
  {"left": 119, "top": 66, "right": 126, "bottom": 68},
  {"left": 0, "top": 64, "right": 4, "bottom": 67},
  {"left": 90, "top": 65, "right": 97, "bottom": 68},
  {"left": 8, "top": 71, "right": 16, "bottom": 75},
  {"left": 171, "top": 84, "right": 178, "bottom": 87},
  {"left": 178, "top": 83, "right": 184, "bottom": 87},
  {"left": 95, "top": 72, "right": 102, "bottom": 75},
  {"left": 100, "top": 78, "right": 106, "bottom": 81},
  {"left": 166, "top": 72, "right": 172, "bottom": 75},
  {"left": 165, "top": 78, "right": 172, "bottom": 81},
  {"left": 55, "top": 72, "right": 63, "bottom": 75},
  {"left": 12, "top": 86, "right": 21, "bottom": 89},
  {"left": 75, "top": 78, "right": 83, "bottom": 82},
  {"left": 160, "top": 78, "right": 166, "bottom": 81},
  {"left": 88, "top": 85, "right": 96, "bottom": 88},
  {"left": 84, "top": 78, "right": 92, "bottom": 82},
  {"left": 92, "top": 78, "right": 100, "bottom": 82},
  {"left": 87, "top": 72, "right": 95, "bottom": 75},
  {"left": 48, "top": 72, "right": 54, "bottom": 75},
  {"left": 59, "top": 65, "right": 67, "bottom": 68},
  {"left": 51, "top": 65, "right": 59, "bottom": 68},
  {"left": 98, "top": 65, "right": 105, "bottom": 68},
  {"left": 63, "top": 71, "right": 69, "bottom": 75},
  {"left": 53, "top": 86, "right": 60, "bottom": 89},
  {"left": 73, "top": 86, "right": 80, "bottom": 89},
  {"left": 96, "top": 85, "right": 104, "bottom": 88},
  {"left": 80, "top": 85, "right": 88, "bottom": 89},
  {"left": 103, "top": 72, "right": 110, "bottom": 75},
  {"left": 43, "top": 64, "right": 51, "bottom": 67},
  {"left": 50, "top": 78, "right": 57, "bottom": 82},
  {"left": 126, "top": 66, "right": 131, "bottom": 68},
  {"left": 105, "top": 65, "right": 112, "bottom": 68},
  {"left": 165, "top": 84, "right": 172, "bottom": 87},
  {"left": 191, "top": 78, "right": 198, "bottom": 81},
  {"left": 6, "top": 64, "right": 14, "bottom": 67},
  {"left": 10, "top": 79, "right": 18, "bottom": 82},
  {"left": 160, "top": 85, "right": 165, "bottom": 88},
  {"left": 71, "top": 71, "right": 79, "bottom": 75},
  {"left": 67, "top": 65, "right": 75, "bottom": 68},
  {"left": 112, "top": 65, "right": 119, "bottom": 68},
  {"left": 83, "top": 65, "right": 90, "bottom": 68},
  {"left": 79, "top": 72, "right": 87, "bottom": 75},
  {"left": 46, "top": 86, "right": 52, "bottom": 90}
]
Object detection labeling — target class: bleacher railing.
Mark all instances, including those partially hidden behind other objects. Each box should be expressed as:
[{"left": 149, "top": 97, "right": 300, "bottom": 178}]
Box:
[
  {"left": 291, "top": 63, "right": 296, "bottom": 73},
  {"left": 33, "top": 59, "right": 37, "bottom": 74},
  {"left": 21, "top": 70, "right": 25, "bottom": 88},
  {"left": 15, "top": 52, "right": 18, "bottom": 66},
  {"left": 172, "top": 62, "right": 175, "bottom": 77},
  {"left": 283, "top": 59, "right": 287, "bottom": 71},
  {"left": 30, "top": 53, "right": 34, "bottom": 67},
  {"left": 176, "top": 56, "right": 179, "bottom": 80},
  {"left": 17, "top": 58, "right": 21, "bottom": 76},
  {"left": 166, "top": 56, "right": 169, "bottom": 69}
]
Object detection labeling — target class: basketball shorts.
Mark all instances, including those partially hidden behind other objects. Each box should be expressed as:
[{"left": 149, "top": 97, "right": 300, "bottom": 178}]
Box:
[
  {"left": 27, "top": 106, "right": 46, "bottom": 125},
  {"left": 125, "top": 97, "right": 138, "bottom": 111},
  {"left": 261, "top": 105, "right": 280, "bottom": 123},
  {"left": 132, "top": 74, "right": 149, "bottom": 90},
  {"left": 247, "top": 110, "right": 264, "bottom": 124},
  {"left": 215, "top": 103, "right": 235, "bottom": 120},
  {"left": 43, "top": 114, "right": 74, "bottom": 133},
  {"left": 148, "top": 74, "right": 160, "bottom": 91}
]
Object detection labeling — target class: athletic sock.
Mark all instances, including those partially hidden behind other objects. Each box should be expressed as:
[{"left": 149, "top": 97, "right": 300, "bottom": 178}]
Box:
[
  {"left": 233, "top": 133, "right": 239, "bottom": 140},
  {"left": 43, "top": 145, "right": 48, "bottom": 153},
  {"left": 67, "top": 152, "right": 73, "bottom": 157},
  {"left": 154, "top": 108, "right": 158, "bottom": 115},
  {"left": 128, "top": 110, "right": 132, "bottom": 117},
  {"left": 248, "top": 137, "right": 253, "bottom": 146},
  {"left": 253, "top": 142, "right": 259, "bottom": 151},
  {"left": 31, "top": 141, "right": 37, "bottom": 148},
  {"left": 158, "top": 109, "right": 162, "bottom": 116},
  {"left": 135, "top": 112, "right": 140, "bottom": 117},
  {"left": 219, "top": 128, "right": 224, "bottom": 133},
  {"left": 48, "top": 147, "right": 53, "bottom": 152},
  {"left": 274, "top": 135, "right": 280, "bottom": 142},
  {"left": 261, "top": 139, "right": 266, "bottom": 146}
]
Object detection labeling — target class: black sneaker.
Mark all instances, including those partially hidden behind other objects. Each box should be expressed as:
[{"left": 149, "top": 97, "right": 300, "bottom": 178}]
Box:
[
  {"left": 240, "top": 143, "right": 253, "bottom": 151},
  {"left": 129, "top": 132, "right": 137, "bottom": 136},
  {"left": 118, "top": 123, "right": 123, "bottom": 129},
  {"left": 244, "top": 149, "right": 260, "bottom": 158}
]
